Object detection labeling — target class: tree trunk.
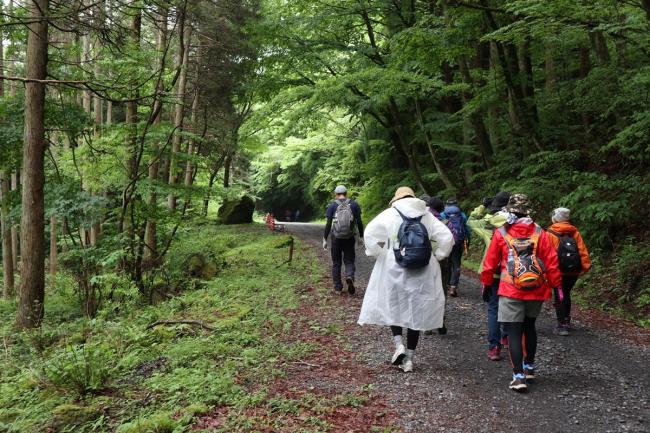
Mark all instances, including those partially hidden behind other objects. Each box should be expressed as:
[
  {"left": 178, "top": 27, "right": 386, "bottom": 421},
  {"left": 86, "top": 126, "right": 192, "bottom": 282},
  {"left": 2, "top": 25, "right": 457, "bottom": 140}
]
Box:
[
  {"left": 203, "top": 154, "right": 227, "bottom": 216},
  {"left": 544, "top": 42, "right": 556, "bottom": 92},
  {"left": 579, "top": 47, "right": 591, "bottom": 141},
  {"left": 11, "top": 172, "right": 19, "bottom": 271},
  {"left": 458, "top": 55, "right": 494, "bottom": 168},
  {"left": 144, "top": 6, "right": 168, "bottom": 261},
  {"left": 223, "top": 153, "right": 232, "bottom": 188},
  {"left": 589, "top": 31, "right": 610, "bottom": 66},
  {"left": 168, "top": 24, "right": 192, "bottom": 211},
  {"left": 642, "top": 0, "right": 650, "bottom": 22},
  {"left": 414, "top": 100, "right": 457, "bottom": 191},
  {"left": 184, "top": 90, "right": 199, "bottom": 188},
  {"left": 106, "top": 101, "right": 113, "bottom": 125},
  {"left": 17, "top": 0, "right": 49, "bottom": 329},
  {"left": 0, "top": 23, "right": 15, "bottom": 297},
  {"left": 1, "top": 172, "right": 14, "bottom": 297},
  {"left": 49, "top": 215, "right": 57, "bottom": 276}
]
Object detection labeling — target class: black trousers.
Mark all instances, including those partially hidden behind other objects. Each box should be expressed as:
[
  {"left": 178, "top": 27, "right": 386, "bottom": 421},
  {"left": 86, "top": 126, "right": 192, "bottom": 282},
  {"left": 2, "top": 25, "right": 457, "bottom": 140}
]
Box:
[
  {"left": 390, "top": 326, "right": 420, "bottom": 350},
  {"left": 330, "top": 237, "right": 356, "bottom": 289},
  {"left": 555, "top": 275, "right": 578, "bottom": 323},
  {"left": 448, "top": 242, "right": 463, "bottom": 287}
]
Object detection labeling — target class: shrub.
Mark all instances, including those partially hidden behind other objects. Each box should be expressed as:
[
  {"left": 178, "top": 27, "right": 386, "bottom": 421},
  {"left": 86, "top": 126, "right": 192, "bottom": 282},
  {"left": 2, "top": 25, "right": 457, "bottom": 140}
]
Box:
[{"left": 44, "top": 344, "right": 114, "bottom": 396}]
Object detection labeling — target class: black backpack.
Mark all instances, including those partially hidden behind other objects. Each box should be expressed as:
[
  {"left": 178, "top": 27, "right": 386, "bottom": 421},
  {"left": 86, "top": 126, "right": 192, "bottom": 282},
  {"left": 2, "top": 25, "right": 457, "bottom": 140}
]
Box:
[
  {"left": 393, "top": 209, "right": 432, "bottom": 269},
  {"left": 548, "top": 230, "right": 582, "bottom": 273}
]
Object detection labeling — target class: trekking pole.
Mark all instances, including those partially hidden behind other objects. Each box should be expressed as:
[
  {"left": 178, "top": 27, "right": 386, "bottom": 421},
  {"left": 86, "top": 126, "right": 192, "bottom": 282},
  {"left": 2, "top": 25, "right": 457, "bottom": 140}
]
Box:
[{"left": 464, "top": 239, "right": 469, "bottom": 256}]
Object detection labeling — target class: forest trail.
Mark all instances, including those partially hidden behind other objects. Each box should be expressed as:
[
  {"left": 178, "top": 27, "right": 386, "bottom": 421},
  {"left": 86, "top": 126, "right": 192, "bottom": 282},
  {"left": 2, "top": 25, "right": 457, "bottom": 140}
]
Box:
[{"left": 286, "top": 223, "right": 649, "bottom": 433}]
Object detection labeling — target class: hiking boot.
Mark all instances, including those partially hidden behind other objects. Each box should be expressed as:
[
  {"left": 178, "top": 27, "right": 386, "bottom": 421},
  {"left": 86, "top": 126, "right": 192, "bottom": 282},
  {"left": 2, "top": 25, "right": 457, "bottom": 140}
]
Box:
[
  {"left": 500, "top": 336, "right": 509, "bottom": 349},
  {"left": 488, "top": 346, "right": 502, "bottom": 361},
  {"left": 556, "top": 325, "right": 569, "bottom": 336},
  {"left": 391, "top": 344, "right": 406, "bottom": 365},
  {"left": 334, "top": 287, "right": 343, "bottom": 295},
  {"left": 448, "top": 286, "right": 458, "bottom": 297},
  {"left": 400, "top": 359, "right": 414, "bottom": 373},
  {"left": 524, "top": 363, "right": 536, "bottom": 381},
  {"left": 423, "top": 330, "right": 434, "bottom": 335},
  {"left": 438, "top": 324, "right": 448, "bottom": 335},
  {"left": 346, "top": 277, "right": 356, "bottom": 295},
  {"left": 509, "top": 374, "right": 527, "bottom": 392}
]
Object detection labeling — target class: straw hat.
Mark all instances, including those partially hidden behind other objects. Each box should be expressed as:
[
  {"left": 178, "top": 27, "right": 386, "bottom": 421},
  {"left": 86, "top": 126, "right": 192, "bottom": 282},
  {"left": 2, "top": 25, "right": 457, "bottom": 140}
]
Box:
[{"left": 390, "top": 186, "right": 416, "bottom": 205}]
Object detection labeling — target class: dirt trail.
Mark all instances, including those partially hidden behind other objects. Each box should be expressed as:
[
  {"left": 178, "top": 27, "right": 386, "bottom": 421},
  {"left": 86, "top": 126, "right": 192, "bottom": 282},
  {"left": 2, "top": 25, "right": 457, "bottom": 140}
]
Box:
[{"left": 286, "top": 222, "right": 649, "bottom": 433}]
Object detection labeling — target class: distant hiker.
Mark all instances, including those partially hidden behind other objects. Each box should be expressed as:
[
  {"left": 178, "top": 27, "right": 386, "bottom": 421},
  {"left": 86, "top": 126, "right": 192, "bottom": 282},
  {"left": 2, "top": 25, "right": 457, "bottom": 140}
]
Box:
[
  {"left": 440, "top": 198, "right": 471, "bottom": 297},
  {"left": 323, "top": 185, "right": 364, "bottom": 295},
  {"left": 547, "top": 207, "right": 591, "bottom": 336},
  {"left": 425, "top": 196, "right": 453, "bottom": 335},
  {"left": 284, "top": 209, "right": 292, "bottom": 222},
  {"left": 481, "top": 194, "right": 562, "bottom": 392},
  {"left": 468, "top": 191, "right": 510, "bottom": 361},
  {"left": 294, "top": 209, "right": 301, "bottom": 222},
  {"left": 359, "top": 187, "right": 454, "bottom": 372}
]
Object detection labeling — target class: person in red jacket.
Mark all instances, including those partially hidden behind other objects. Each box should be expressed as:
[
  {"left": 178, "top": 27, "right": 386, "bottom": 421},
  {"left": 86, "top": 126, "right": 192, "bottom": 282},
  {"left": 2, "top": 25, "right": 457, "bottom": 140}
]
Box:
[
  {"left": 547, "top": 207, "right": 591, "bottom": 335},
  {"left": 480, "top": 194, "right": 562, "bottom": 392}
]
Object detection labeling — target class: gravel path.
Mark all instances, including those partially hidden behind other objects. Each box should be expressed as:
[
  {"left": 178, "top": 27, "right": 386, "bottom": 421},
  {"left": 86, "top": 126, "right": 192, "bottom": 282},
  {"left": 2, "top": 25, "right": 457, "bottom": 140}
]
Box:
[{"left": 286, "top": 222, "right": 649, "bottom": 433}]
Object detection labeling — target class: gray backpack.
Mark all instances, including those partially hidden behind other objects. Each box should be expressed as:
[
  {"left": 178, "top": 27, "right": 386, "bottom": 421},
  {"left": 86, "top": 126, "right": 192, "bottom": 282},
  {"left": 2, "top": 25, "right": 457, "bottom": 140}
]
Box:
[{"left": 332, "top": 199, "right": 355, "bottom": 239}]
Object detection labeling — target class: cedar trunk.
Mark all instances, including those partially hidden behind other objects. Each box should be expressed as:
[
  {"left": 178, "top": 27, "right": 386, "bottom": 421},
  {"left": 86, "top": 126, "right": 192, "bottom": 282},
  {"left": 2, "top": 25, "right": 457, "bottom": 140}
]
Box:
[
  {"left": 1, "top": 172, "right": 14, "bottom": 297},
  {"left": 17, "top": 0, "right": 49, "bottom": 329}
]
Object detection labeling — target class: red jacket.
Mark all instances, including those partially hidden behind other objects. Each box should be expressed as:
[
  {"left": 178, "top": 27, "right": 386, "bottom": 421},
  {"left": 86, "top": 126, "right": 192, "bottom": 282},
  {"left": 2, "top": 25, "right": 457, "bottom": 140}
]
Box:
[{"left": 480, "top": 220, "right": 562, "bottom": 301}]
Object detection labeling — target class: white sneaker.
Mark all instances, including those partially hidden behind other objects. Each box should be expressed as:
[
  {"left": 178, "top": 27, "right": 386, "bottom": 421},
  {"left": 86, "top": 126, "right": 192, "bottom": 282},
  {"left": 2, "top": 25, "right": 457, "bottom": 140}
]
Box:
[
  {"left": 391, "top": 344, "right": 406, "bottom": 365},
  {"left": 401, "top": 359, "right": 414, "bottom": 372}
]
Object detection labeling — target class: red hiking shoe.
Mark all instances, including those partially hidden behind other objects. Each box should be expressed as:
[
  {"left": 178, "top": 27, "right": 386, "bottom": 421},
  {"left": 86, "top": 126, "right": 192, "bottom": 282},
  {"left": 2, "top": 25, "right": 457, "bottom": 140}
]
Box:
[
  {"left": 500, "top": 336, "right": 509, "bottom": 349},
  {"left": 488, "top": 346, "right": 502, "bottom": 361}
]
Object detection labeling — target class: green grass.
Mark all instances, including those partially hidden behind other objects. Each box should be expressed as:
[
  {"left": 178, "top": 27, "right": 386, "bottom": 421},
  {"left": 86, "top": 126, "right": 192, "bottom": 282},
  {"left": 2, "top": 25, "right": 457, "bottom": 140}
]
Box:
[{"left": 0, "top": 223, "right": 322, "bottom": 432}]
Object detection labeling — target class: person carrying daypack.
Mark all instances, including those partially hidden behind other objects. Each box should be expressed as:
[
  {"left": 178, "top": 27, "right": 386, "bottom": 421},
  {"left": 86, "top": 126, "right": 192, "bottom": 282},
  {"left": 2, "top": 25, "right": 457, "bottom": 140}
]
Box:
[
  {"left": 468, "top": 191, "right": 510, "bottom": 361},
  {"left": 547, "top": 207, "right": 591, "bottom": 336},
  {"left": 425, "top": 196, "right": 454, "bottom": 335},
  {"left": 323, "top": 185, "right": 364, "bottom": 295},
  {"left": 358, "top": 187, "right": 454, "bottom": 372},
  {"left": 440, "top": 198, "right": 471, "bottom": 297},
  {"left": 481, "top": 194, "right": 562, "bottom": 392}
]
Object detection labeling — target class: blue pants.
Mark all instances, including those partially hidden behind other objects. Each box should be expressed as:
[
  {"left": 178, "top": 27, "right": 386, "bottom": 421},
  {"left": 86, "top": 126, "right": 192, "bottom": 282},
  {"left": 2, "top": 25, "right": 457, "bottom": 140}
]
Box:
[{"left": 487, "top": 280, "right": 507, "bottom": 349}]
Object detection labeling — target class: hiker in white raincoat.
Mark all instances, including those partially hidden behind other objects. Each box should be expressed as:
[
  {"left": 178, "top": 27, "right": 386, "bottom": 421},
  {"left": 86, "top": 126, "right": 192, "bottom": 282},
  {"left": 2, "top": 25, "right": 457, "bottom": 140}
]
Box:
[{"left": 358, "top": 187, "right": 454, "bottom": 372}]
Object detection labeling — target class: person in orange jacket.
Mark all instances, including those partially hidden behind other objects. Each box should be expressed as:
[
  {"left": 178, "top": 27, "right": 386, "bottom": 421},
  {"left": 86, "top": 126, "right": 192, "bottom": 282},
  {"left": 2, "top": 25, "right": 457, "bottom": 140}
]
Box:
[
  {"left": 547, "top": 207, "right": 591, "bottom": 336},
  {"left": 480, "top": 194, "right": 563, "bottom": 392}
]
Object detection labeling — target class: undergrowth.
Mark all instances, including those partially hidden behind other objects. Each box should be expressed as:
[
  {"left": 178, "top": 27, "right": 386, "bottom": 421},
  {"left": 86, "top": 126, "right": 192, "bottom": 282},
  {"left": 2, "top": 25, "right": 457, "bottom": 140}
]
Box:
[{"left": 0, "top": 223, "right": 322, "bottom": 432}]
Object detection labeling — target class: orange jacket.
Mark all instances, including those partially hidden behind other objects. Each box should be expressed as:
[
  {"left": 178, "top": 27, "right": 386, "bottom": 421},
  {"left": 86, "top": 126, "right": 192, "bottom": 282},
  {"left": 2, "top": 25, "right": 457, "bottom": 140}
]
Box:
[
  {"left": 480, "top": 220, "right": 562, "bottom": 301},
  {"left": 547, "top": 222, "right": 591, "bottom": 276}
]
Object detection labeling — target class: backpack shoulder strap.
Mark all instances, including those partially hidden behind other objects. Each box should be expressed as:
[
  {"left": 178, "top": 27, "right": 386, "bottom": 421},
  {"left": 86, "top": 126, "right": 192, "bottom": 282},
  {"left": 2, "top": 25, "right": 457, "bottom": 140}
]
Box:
[
  {"left": 532, "top": 225, "right": 543, "bottom": 255},
  {"left": 546, "top": 228, "right": 561, "bottom": 238},
  {"left": 394, "top": 207, "right": 419, "bottom": 222}
]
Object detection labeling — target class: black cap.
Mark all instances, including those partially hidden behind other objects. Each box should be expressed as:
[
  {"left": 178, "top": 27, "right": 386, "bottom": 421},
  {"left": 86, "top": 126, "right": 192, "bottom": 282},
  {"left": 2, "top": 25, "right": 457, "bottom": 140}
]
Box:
[
  {"left": 428, "top": 196, "right": 445, "bottom": 213},
  {"left": 488, "top": 191, "right": 511, "bottom": 214}
]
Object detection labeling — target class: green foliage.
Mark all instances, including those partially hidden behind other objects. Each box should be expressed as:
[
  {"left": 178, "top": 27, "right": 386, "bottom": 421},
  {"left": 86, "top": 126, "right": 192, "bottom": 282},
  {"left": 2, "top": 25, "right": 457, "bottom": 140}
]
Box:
[
  {"left": 44, "top": 344, "right": 115, "bottom": 396},
  {"left": 0, "top": 224, "right": 323, "bottom": 432}
]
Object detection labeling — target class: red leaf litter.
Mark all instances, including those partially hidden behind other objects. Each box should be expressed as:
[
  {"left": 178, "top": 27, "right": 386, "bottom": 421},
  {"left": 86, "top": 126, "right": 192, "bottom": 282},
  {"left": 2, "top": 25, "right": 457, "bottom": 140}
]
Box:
[{"left": 193, "top": 284, "right": 399, "bottom": 432}]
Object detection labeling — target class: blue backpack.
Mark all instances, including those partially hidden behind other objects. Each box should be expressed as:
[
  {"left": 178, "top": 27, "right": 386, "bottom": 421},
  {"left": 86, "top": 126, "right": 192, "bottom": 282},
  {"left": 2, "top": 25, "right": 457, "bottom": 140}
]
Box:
[
  {"left": 444, "top": 206, "right": 466, "bottom": 243},
  {"left": 393, "top": 209, "right": 432, "bottom": 269}
]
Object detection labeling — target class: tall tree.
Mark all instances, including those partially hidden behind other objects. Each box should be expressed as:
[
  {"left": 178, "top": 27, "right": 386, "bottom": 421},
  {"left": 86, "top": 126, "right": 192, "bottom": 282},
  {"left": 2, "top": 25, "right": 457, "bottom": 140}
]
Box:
[{"left": 17, "top": 0, "right": 49, "bottom": 329}]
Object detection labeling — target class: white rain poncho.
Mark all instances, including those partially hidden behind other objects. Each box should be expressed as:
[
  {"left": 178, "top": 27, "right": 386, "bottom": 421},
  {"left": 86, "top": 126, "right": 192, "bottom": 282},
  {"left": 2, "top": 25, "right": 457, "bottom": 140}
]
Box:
[{"left": 358, "top": 197, "right": 454, "bottom": 331}]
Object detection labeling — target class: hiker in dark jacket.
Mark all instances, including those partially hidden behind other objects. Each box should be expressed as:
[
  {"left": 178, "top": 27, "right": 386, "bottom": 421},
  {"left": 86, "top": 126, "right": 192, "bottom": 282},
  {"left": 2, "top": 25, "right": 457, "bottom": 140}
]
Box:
[
  {"left": 324, "top": 185, "right": 364, "bottom": 295},
  {"left": 426, "top": 196, "right": 454, "bottom": 335},
  {"left": 440, "top": 198, "right": 471, "bottom": 297}
]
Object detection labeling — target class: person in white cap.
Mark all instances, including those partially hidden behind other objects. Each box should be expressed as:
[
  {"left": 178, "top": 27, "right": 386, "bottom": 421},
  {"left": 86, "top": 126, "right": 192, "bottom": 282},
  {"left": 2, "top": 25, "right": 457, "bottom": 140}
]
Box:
[
  {"left": 547, "top": 207, "right": 591, "bottom": 336},
  {"left": 358, "top": 186, "right": 454, "bottom": 372},
  {"left": 323, "top": 185, "right": 364, "bottom": 294}
]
